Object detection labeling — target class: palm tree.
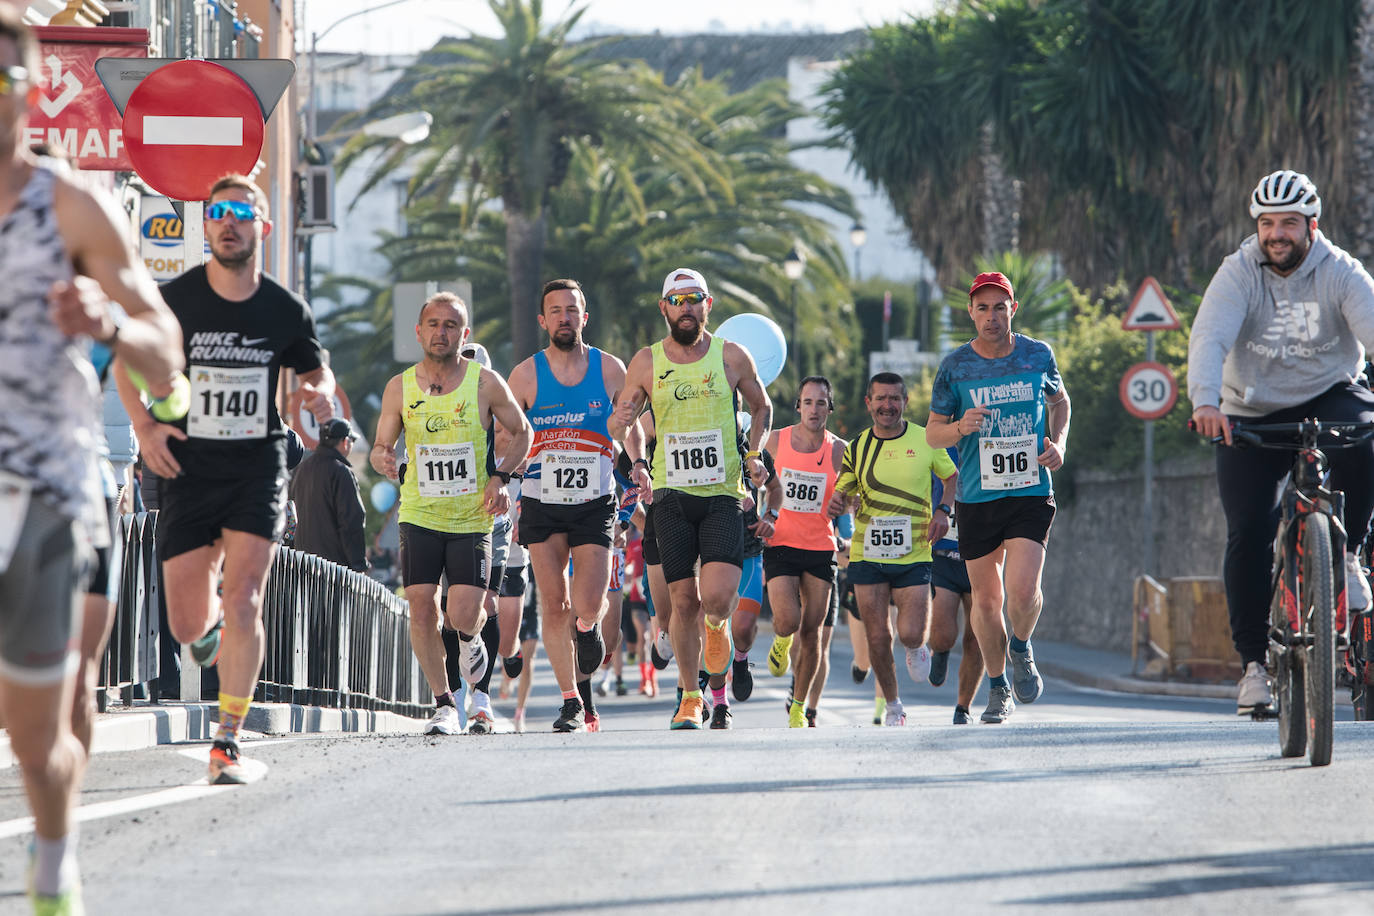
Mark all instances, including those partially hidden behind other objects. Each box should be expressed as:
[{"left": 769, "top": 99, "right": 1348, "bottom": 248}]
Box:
[{"left": 337, "top": 0, "right": 729, "bottom": 361}]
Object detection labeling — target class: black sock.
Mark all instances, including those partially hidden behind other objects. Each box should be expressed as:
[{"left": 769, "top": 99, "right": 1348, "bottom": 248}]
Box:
[
  {"left": 578, "top": 677, "right": 596, "bottom": 715},
  {"left": 503, "top": 652, "right": 523, "bottom": 679},
  {"left": 435, "top": 692, "right": 455, "bottom": 709},
  {"left": 954, "top": 704, "right": 969, "bottom": 714},
  {"left": 476, "top": 615, "right": 500, "bottom": 693},
  {"left": 440, "top": 627, "right": 463, "bottom": 694}
]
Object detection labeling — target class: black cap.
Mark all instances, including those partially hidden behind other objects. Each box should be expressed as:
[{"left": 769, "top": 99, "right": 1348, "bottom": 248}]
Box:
[{"left": 320, "top": 418, "right": 355, "bottom": 443}]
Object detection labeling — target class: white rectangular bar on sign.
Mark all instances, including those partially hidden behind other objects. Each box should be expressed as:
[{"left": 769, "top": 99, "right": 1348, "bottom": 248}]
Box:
[{"left": 142, "top": 116, "right": 243, "bottom": 146}]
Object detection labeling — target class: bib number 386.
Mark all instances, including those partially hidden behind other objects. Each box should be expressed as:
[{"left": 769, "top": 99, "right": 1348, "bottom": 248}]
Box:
[
  {"left": 979, "top": 435, "right": 1038, "bottom": 490},
  {"left": 663, "top": 430, "right": 725, "bottom": 488}
]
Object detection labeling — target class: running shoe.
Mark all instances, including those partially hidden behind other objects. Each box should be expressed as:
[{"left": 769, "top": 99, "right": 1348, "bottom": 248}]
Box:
[
  {"left": 645, "top": 669, "right": 658, "bottom": 697},
  {"left": 208, "top": 735, "right": 252, "bottom": 784},
  {"left": 596, "top": 670, "right": 612, "bottom": 697},
  {"left": 1236, "top": 661, "right": 1273, "bottom": 714},
  {"left": 513, "top": 708, "right": 526, "bottom": 734},
  {"left": 553, "top": 697, "right": 586, "bottom": 732},
  {"left": 929, "top": 650, "right": 950, "bottom": 687},
  {"left": 1008, "top": 643, "right": 1043, "bottom": 703},
  {"left": 884, "top": 700, "right": 906, "bottom": 726},
  {"left": 709, "top": 703, "right": 732, "bottom": 729},
  {"left": 615, "top": 677, "right": 627, "bottom": 696},
  {"left": 651, "top": 629, "right": 674, "bottom": 669},
  {"left": 698, "top": 669, "right": 710, "bottom": 693},
  {"left": 805, "top": 708, "right": 817, "bottom": 728},
  {"left": 467, "top": 692, "right": 496, "bottom": 735},
  {"left": 458, "top": 636, "right": 489, "bottom": 686},
  {"left": 952, "top": 705, "right": 970, "bottom": 725},
  {"left": 28, "top": 870, "right": 83, "bottom": 916},
  {"left": 1347, "top": 552, "right": 1372, "bottom": 611},
  {"left": 980, "top": 684, "right": 1015, "bottom": 724},
  {"left": 788, "top": 703, "right": 806, "bottom": 728},
  {"left": 703, "top": 619, "right": 733, "bottom": 676},
  {"left": 575, "top": 623, "right": 605, "bottom": 676},
  {"left": 732, "top": 656, "right": 754, "bottom": 701},
  {"left": 906, "top": 645, "right": 932, "bottom": 684},
  {"left": 425, "top": 704, "right": 461, "bottom": 736},
  {"left": 851, "top": 664, "right": 869, "bottom": 684},
  {"left": 503, "top": 654, "right": 523, "bottom": 679},
  {"left": 672, "top": 695, "right": 704, "bottom": 730},
  {"left": 189, "top": 618, "right": 224, "bottom": 668},
  {"left": 585, "top": 711, "right": 601, "bottom": 733},
  {"left": 873, "top": 696, "right": 886, "bottom": 725},
  {"left": 767, "top": 633, "right": 793, "bottom": 677}
]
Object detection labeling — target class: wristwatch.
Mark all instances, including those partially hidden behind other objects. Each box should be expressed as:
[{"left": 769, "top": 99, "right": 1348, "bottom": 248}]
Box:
[
  {"left": 763, "top": 507, "right": 779, "bottom": 522},
  {"left": 936, "top": 503, "right": 953, "bottom": 518},
  {"left": 493, "top": 470, "right": 512, "bottom": 485}
]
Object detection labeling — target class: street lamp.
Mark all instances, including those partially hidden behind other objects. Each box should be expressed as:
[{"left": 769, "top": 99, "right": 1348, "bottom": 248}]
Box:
[
  {"left": 849, "top": 221, "right": 866, "bottom": 281},
  {"left": 783, "top": 246, "right": 805, "bottom": 385}
]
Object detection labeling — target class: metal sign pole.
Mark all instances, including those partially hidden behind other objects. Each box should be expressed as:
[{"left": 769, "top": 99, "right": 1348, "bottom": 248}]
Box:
[{"left": 1143, "top": 329, "right": 1155, "bottom": 578}]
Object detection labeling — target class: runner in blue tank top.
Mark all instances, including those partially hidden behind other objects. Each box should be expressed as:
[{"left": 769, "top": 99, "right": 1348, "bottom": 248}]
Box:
[
  {"left": 927, "top": 271, "right": 1071, "bottom": 724},
  {"left": 507, "top": 278, "right": 644, "bottom": 733}
]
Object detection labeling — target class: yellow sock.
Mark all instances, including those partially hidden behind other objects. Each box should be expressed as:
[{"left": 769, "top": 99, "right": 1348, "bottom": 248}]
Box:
[{"left": 217, "top": 693, "right": 251, "bottom": 740}]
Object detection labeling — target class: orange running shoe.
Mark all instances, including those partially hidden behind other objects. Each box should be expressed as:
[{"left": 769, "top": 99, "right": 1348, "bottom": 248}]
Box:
[
  {"left": 672, "top": 694, "right": 704, "bottom": 730},
  {"left": 703, "top": 619, "right": 733, "bottom": 676}
]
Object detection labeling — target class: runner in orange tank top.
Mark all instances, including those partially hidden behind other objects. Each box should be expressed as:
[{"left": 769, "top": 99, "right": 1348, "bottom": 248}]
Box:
[{"left": 761, "top": 376, "right": 847, "bottom": 727}]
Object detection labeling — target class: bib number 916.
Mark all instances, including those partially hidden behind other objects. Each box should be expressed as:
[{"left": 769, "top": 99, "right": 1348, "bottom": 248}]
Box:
[{"left": 989, "top": 451, "right": 1028, "bottom": 475}]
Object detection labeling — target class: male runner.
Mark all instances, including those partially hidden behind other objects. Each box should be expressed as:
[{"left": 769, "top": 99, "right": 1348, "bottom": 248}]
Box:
[
  {"left": 507, "top": 278, "right": 639, "bottom": 731},
  {"left": 927, "top": 271, "right": 1070, "bottom": 723},
  {"left": 828, "top": 372, "right": 957, "bottom": 726},
  {"left": 371, "top": 292, "right": 531, "bottom": 735},
  {"left": 928, "top": 447, "right": 985, "bottom": 724},
  {"left": 611, "top": 268, "right": 772, "bottom": 729},
  {"left": 763, "top": 376, "right": 846, "bottom": 727},
  {"left": 1, "top": 13, "right": 183, "bottom": 903},
  {"left": 131, "top": 175, "right": 332, "bottom": 783}
]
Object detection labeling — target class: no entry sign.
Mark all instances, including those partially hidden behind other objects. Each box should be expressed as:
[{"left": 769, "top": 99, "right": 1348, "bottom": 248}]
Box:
[{"left": 122, "top": 59, "right": 264, "bottom": 202}]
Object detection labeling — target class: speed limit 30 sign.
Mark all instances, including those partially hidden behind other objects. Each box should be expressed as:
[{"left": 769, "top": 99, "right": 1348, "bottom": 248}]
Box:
[{"left": 1120, "top": 361, "right": 1177, "bottom": 420}]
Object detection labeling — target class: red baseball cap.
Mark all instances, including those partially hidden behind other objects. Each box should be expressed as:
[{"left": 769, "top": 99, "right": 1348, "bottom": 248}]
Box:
[{"left": 969, "top": 271, "right": 1015, "bottom": 301}]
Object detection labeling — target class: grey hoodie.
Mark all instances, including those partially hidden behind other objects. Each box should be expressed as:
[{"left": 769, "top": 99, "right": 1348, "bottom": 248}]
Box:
[{"left": 1188, "top": 229, "right": 1374, "bottom": 417}]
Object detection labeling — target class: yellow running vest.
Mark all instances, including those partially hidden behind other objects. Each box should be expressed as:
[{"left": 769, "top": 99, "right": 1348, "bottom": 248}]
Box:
[
  {"left": 649, "top": 336, "right": 744, "bottom": 499},
  {"left": 398, "top": 364, "right": 493, "bottom": 533}
]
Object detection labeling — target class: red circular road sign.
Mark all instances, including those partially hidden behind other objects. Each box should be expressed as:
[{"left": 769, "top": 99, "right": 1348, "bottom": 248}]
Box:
[
  {"left": 291, "top": 383, "right": 353, "bottom": 449},
  {"left": 1120, "top": 361, "right": 1178, "bottom": 420},
  {"left": 122, "top": 60, "right": 265, "bottom": 202}
]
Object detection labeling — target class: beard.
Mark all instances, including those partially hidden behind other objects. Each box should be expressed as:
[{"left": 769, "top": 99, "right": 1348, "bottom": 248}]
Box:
[
  {"left": 1264, "top": 235, "right": 1310, "bottom": 272},
  {"left": 211, "top": 241, "right": 252, "bottom": 269},
  {"left": 669, "top": 317, "right": 702, "bottom": 346},
  {"left": 551, "top": 328, "right": 578, "bottom": 351}
]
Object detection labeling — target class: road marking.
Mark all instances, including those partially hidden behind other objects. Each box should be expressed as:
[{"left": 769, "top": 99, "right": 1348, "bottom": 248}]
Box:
[
  {"left": 143, "top": 116, "right": 242, "bottom": 145},
  {"left": 0, "top": 739, "right": 289, "bottom": 839}
]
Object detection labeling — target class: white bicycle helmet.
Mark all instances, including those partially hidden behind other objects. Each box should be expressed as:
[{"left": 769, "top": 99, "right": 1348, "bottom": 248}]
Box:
[{"left": 1249, "top": 169, "right": 1321, "bottom": 220}]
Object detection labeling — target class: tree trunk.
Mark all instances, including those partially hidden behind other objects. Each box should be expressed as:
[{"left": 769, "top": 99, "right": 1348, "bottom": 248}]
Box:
[
  {"left": 505, "top": 209, "right": 547, "bottom": 365},
  {"left": 1348, "top": 0, "right": 1374, "bottom": 264},
  {"left": 979, "top": 121, "right": 1022, "bottom": 257}
]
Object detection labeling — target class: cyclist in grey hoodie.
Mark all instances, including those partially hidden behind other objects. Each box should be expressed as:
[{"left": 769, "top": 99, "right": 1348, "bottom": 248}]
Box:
[{"left": 1189, "top": 169, "right": 1374, "bottom": 714}]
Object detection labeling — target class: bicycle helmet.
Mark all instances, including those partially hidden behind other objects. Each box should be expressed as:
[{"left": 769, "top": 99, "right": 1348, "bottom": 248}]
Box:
[{"left": 1249, "top": 169, "right": 1321, "bottom": 220}]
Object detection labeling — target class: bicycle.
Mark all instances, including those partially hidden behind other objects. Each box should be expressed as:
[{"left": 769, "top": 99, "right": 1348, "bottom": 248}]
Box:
[{"left": 1200, "top": 417, "right": 1374, "bottom": 767}]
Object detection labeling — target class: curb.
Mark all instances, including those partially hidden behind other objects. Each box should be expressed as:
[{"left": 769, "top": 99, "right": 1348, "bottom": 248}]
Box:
[
  {"left": 1040, "top": 660, "right": 1237, "bottom": 700},
  {"left": 0, "top": 702, "right": 426, "bottom": 769}
]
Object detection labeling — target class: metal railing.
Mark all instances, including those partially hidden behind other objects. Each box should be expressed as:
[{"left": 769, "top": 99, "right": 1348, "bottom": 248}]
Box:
[{"left": 99, "top": 512, "right": 428, "bottom": 719}]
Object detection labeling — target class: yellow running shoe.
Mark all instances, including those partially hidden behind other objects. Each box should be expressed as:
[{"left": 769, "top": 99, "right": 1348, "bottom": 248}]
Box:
[
  {"left": 703, "top": 619, "right": 733, "bottom": 676},
  {"left": 672, "top": 694, "right": 705, "bottom": 730},
  {"left": 873, "top": 696, "right": 886, "bottom": 725},
  {"left": 788, "top": 701, "right": 806, "bottom": 728},
  {"left": 767, "top": 633, "right": 794, "bottom": 677}
]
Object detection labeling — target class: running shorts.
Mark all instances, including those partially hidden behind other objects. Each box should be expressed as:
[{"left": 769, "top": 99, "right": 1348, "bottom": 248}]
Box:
[
  {"left": 931, "top": 550, "right": 971, "bottom": 595},
  {"left": 763, "top": 545, "right": 837, "bottom": 584},
  {"left": 400, "top": 523, "right": 491, "bottom": 588},
  {"left": 502, "top": 564, "right": 529, "bottom": 598},
  {"left": 736, "top": 553, "right": 763, "bottom": 607},
  {"left": 652, "top": 489, "right": 743, "bottom": 584},
  {"left": 847, "top": 560, "right": 932, "bottom": 590},
  {"left": 0, "top": 498, "right": 90, "bottom": 684},
  {"left": 157, "top": 473, "right": 287, "bottom": 560},
  {"left": 956, "top": 495, "right": 1056, "bottom": 562},
  {"left": 518, "top": 494, "right": 616, "bottom": 550},
  {"left": 641, "top": 505, "right": 660, "bottom": 566}
]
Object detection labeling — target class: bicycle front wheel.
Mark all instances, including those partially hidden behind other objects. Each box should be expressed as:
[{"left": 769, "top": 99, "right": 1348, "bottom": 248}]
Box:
[{"left": 1301, "top": 513, "right": 1335, "bottom": 767}]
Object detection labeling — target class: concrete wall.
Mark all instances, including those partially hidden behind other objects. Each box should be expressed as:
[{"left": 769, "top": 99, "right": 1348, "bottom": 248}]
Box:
[{"left": 1037, "top": 456, "right": 1227, "bottom": 653}]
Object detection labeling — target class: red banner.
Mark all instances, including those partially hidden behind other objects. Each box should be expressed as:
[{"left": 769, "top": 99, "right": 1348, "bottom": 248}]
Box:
[{"left": 28, "top": 27, "right": 148, "bottom": 170}]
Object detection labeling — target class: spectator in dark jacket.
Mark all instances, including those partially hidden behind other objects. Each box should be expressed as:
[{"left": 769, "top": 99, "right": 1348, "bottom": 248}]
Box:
[{"left": 289, "top": 418, "right": 367, "bottom": 571}]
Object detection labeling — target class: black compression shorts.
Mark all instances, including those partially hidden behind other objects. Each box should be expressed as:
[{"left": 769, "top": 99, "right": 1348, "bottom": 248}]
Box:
[
  {"left": 641, "top": 505, "right": 660, "bottom": 566},
  {"left": 502, "top": 564, "right": 529, "bottom": 598},
  {"left": 157, "top": 474, "right": 287, "bottom": 560},
  {"left": 399, "top": 523, "right": 491, "bottom": 589},
  {"left": 651, "top": 490, "right": 743, "bottom": 584}
]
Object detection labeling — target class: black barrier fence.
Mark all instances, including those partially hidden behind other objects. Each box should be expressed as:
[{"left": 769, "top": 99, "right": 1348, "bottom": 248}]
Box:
[{"left": 99, "top": 512, "right": 429, "bottom": 719}]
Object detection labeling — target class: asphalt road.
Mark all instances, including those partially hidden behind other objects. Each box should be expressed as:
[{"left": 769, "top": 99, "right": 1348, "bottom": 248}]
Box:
[{"left": 2, "top": 636, "right": 1372, "bottom": 915}]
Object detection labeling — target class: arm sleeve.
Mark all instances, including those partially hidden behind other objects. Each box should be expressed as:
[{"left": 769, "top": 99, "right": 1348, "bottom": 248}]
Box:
[{"left": 1188, "top": 255, "right": 1252, "bottom": 409}]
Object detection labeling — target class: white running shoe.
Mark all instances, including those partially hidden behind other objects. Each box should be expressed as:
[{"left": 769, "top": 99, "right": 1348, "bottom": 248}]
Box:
[
  {"left": 884, "top": 699, "right": 907, "bottom": 726},
  {"left": 425, "top": 704, "right": 461, "bottom": 735},
  {"left": 906, "top": 645, "right": 932, "bottom": 683},
  {"left": 1346, "top": 552, "right": 1372, "bottom": 611},
  {"left": 1237, "top": 661, "right": 1273, "bottom": 713},
  {"left": 513, "top": 708, "right": 526, "bottom": 734},
  {"left": 467, "top": 691, "right": 497, "bottom": 734},
  {"left": 654, "top": 629, "right": 674, "bottom": 662},
  {"left": 459, "top": 636, "right": 489, "bottom": 685}
]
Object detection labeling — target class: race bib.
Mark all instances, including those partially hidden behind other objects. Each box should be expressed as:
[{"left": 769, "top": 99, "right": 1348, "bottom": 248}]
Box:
[
  {"left": 0, "top": 471, "right": 31, "bottom": 575},
  {"left": 187, "top": 365, "right": 268, "bottom": 440},
  {"left": 415, "top": 442, "right": 478, "bottom": 497},
  {"left": 780, "top": 467, "right": 826, "bottom": 514},
  {"left": 864, "top": 515, "right": 912, "bottom": 561},
  {"left": 662, "top": 429, "right": 725, "bottom": 488},
  {"left": 979, "top": 435, "right": 1039, "bottom": 490},
  {"left": 540, "top": 450, "right": 602, "bottom": 504}
]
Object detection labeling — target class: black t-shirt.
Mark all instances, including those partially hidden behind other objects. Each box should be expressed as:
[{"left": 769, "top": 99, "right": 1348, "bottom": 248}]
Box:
[{"left": 162, "top": 266, "right": 324, "bottom": 479}]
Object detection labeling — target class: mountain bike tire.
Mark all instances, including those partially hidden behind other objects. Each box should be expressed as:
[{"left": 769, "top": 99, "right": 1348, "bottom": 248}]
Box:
[{"left": 1302, "top": 513, "right": 1335, "bottom": 767}]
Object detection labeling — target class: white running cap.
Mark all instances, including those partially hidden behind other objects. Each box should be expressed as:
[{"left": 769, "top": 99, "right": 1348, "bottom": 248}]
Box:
[{"left": 661, "top": 268, "right": 709, "bottom": 298}]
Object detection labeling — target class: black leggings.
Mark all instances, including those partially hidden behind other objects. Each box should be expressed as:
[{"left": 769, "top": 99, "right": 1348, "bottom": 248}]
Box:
[{"left": 1218, "top": 382, "right": 1374, "bottom": 664}]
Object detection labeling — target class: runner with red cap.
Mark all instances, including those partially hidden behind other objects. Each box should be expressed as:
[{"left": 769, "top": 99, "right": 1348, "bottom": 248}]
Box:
[{"left": 925, "top": 271, "right": 1071, "bottom": 724}]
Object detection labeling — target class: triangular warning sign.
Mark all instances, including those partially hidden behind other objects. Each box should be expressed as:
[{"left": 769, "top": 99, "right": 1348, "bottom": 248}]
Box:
[{"left": 1122, "top": 276, "right": 1181, "bottom": 331}]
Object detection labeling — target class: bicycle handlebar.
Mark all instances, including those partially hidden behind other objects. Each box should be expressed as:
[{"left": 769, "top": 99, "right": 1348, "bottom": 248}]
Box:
[{"left": 1188, "top": 417, "right": 1374, "bottom": 450}]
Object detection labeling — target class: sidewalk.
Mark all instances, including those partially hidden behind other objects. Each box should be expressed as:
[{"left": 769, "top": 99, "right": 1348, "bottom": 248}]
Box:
[{"left": 1032, "top": 639, "right": 1235, "bottom": 700}]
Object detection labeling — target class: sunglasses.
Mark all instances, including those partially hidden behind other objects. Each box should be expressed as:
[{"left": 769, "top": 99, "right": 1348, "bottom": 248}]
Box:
[
  {"left": 665, "top": 292, "right": 707, "bottom": 307},
  {"left": 0, "top": 66, "right": 27, "bottom": 96},
  {"left": 206, "top": 200, "right": 260, "bottom": 222}
]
